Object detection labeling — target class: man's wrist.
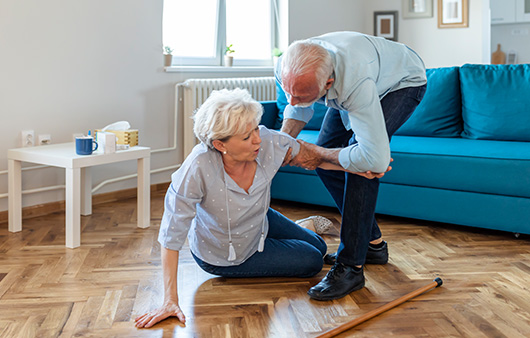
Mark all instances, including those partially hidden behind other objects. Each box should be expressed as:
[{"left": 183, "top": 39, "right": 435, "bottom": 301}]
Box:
[
  {"left": 281, "top": 118, "right": 306, "bottom": 138},
  {"left": 320, "top": 148, "right": 342, "bottom": 167}
]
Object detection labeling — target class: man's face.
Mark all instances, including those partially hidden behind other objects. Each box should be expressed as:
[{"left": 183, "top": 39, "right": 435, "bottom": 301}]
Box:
[
  {"left": 282, "top": 72, "right": 323, "bottom": 107},
  {"left": 282, "top": 72, "right": 332, "bottom": 107}
]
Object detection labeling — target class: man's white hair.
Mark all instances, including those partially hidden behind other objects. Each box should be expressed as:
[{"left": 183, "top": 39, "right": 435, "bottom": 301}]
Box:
[
  {"left": 193, "top": 88, "right": 263, "bottom": 149},
  {"left": 281, "top": 39, "right": 333, "bottom": 89}
]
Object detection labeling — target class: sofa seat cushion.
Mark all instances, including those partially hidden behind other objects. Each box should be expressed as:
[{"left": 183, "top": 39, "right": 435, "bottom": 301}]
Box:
[
  {"left": 382, "top": 136, "right": 530, "bottom": 198},
  {"left": 460, "top": 63, "right": 530, "bottom": 141}
]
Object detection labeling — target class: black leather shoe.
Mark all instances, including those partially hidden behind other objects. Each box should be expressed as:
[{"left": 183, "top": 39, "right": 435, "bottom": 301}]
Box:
[
  {"left": 307, "top": 263, "right": 365, "bottom": 301},
  {"left": 323, "top": 241, "right": 388, "bottom": 265}
]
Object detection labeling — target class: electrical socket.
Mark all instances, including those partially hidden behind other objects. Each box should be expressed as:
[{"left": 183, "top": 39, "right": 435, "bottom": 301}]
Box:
[
  {"left": 38, "top": 134, "right": 52, "bottom": 145},
  {"left": 21, "top": 130, "right": 35, "bottom": 147}
]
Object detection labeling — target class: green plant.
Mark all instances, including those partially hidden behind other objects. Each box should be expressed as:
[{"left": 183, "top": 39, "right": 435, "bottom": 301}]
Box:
[
  {"left": 164, "top": 46, "right": 174, "bottom": 55},
  {"left": 225, "top": 44, "right": 235, "bottom": 55},
  {"left": 272, "top": 48, "right": 283, "bottom": 57}
]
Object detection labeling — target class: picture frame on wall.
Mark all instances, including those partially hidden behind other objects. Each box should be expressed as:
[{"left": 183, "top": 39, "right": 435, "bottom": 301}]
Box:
[
  {"left": 402, "top": 0, "right": 433, "bottom": 19},
  {"left": 374, "top": 11, "right": 398, "bottom": 41},
  {"left": 438, "top": 0, "right": 468, "bottom": 28}
]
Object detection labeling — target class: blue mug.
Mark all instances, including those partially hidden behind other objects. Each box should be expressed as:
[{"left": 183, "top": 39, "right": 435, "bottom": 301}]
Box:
[{"left": 75, "top": 137, "right": 98, "bottom": 155}]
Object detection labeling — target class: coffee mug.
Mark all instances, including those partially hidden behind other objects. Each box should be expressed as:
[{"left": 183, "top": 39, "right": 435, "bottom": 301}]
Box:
[{"left": 75, "top": 136, "right": 98, "bottom": 155}]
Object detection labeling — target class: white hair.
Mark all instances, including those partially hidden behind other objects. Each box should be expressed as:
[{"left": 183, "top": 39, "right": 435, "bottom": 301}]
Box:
[
  {"left": 193, "top": 88, "right": 263, "bottom": 149},
  {"left": 281, "top": 40, "right": 333, "bottom": 89}
]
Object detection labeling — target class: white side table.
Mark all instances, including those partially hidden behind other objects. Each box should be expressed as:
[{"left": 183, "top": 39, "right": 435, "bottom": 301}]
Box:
[{"left": 8, "top": 143, "right": 151, "bottom": 248}]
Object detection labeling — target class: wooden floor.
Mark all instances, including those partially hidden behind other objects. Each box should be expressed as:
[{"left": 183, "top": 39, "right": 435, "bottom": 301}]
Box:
[{"left": 1, "top": 189, "right": 530, "bottom": 338}]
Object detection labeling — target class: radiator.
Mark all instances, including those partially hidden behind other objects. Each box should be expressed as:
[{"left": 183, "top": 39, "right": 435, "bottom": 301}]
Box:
[{"left": 176, "top": 76, "right": 276, "bottom": 159}]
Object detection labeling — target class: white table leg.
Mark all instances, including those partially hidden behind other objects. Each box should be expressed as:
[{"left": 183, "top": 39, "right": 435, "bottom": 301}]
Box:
[
  {"left": 8, "top": 159, "right": 22, "bottom": 232},
  {"left": 137, "top": 156, "right": 150, "bottom": 228},
  {"left": 81, "top": 167, "right": 92, "bottom": 216},
  {"left": 66, "top": 167, "right": 81, "bottom": 248}
]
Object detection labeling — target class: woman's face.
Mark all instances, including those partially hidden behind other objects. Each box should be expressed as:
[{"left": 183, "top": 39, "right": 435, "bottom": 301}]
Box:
[{"left": 221, "top": 123, "right": 262, "bottom": 163}]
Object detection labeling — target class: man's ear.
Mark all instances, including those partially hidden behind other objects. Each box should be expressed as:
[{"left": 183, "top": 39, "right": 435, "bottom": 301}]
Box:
[
  {"left": 325, "top": 78, "right": 334, "bottom": 90},
  {"left": 212, "top": 139, "right": 225, "bottom": 153}
]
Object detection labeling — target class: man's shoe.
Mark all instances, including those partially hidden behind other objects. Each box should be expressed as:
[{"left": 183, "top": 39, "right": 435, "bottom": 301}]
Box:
[
  {"left": 307, "top": 263, "right": 365, "bottom": 301},
  {"left": 323, "top": 241, "right": 388, "bottom": 265}
]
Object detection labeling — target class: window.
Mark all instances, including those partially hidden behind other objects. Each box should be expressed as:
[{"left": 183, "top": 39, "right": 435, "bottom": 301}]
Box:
[{"left": 163, "top": 0, "right": 278, "bottom": 66}]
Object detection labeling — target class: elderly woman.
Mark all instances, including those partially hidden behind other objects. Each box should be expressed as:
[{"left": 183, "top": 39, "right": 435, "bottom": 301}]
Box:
[{"left": 135, "top": 89, "right": 387, "bottom": 328}]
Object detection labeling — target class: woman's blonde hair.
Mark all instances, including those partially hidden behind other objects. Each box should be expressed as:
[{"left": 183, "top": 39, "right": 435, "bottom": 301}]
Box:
[{"left": 193, "top": 88, "right": 263, "bottom": 149}]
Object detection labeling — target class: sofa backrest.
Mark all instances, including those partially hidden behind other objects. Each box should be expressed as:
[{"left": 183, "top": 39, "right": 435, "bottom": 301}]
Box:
[
  {"left": 274, "top": 83, "right": 327, "bottom": 130},
  {"left": 460, "top": 63, "right": 530, "bottom": 141},
  {"left": 395, "top": 66, "right": 463, "bottom": 137}
]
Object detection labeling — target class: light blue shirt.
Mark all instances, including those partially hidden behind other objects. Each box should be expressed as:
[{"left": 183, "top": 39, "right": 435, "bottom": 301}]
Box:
[
  {"left": 158, "top": 126, "right": 300, "bottom": 266},
  {"left": 275, "top": 31, "right": 427, "bottom": 173}
]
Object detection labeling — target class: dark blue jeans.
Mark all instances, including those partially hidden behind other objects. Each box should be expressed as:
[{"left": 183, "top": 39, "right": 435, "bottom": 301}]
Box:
[
  {"left": 315, "top": 85, "right": 426, "bottom": 266},
  {"left": 192, "top": 208, "right": 327, "bottom": 277}
]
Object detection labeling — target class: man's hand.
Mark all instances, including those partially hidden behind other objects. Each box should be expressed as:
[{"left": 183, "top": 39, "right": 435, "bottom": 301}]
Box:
[
  {"left": 288, "top": 140, "right": 325, "bottom": 170},
  {"left": 282, "top": 147, "right": 293, "bottom": 167}
]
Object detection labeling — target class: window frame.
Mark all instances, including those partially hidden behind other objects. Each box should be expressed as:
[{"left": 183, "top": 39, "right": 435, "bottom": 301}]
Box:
[{"left": 165, "top": 0, "right": 278, "bottom": 67}]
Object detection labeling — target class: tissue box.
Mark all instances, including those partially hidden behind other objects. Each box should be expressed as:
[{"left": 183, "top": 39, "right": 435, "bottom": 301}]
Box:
[
  {"left": 96, "top": 131, "right": 116, "bottom": 154},
  {"left": 95, "top": 129, "right": 138, "bottom": 146}
]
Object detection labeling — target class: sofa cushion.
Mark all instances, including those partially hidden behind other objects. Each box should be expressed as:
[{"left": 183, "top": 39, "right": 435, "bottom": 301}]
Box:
[
  {"left": 275, "top": 83, "right": 327, "bottom": 130},
  {"left": 460, "top": 63, "right": 530, "bottom": 141},
  {"left": 395, "top": 67, "right": 462, "bottom": 137},
  {"left": 382, "top": 136, "right": 530, "bottom": 198}
]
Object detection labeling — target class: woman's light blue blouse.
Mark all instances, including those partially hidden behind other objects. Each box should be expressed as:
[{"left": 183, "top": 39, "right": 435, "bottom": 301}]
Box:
[{"left": 158, "top": 126, "right": 300, "bottom": 266}]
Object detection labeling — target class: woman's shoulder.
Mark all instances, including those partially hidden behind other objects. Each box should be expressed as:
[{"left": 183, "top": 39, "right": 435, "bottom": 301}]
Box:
[{"left": 173, "top": 143, "right": 221, "bottom": 181}]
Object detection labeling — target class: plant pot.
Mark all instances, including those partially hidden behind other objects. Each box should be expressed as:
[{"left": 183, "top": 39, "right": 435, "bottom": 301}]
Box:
[
  {"left": 224, "top": 55, "right": 233, "bottom": 67},
  {"left": 164, "top": 54, "right": 173, "bottom": 67}
]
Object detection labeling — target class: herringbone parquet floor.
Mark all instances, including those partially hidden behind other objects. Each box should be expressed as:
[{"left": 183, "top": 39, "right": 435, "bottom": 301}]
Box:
[{"left": 1, "top": 188, "right": 530, "bottom": 337}]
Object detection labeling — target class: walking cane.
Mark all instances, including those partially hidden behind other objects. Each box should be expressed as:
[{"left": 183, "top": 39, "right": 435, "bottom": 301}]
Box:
[{"left": 316, "top": 277, "right": 443, "bottom": 338}]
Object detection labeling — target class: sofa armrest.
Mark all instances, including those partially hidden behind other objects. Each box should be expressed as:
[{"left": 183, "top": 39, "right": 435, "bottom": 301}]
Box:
[{"left": 260, "top": 101, "right": 280, "bottom": 129}]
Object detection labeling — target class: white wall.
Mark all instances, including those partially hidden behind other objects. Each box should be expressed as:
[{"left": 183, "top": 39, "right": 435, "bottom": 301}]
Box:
[
  {"left": 287, "top": 0, "right": 366, "bottom": 41},
  {"left": 491, "top": 23, "right": 530, "bottom": 64},
  {"left": 0, "top": 0, "right": 270, "bottom": 212},
  {"left": 363, "top": 0, "right": 491, "bottom": 68}
]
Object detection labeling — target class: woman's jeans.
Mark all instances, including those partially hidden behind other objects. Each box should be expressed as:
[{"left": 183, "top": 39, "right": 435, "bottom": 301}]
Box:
[
  {"left": 315, "top": 85, "right": 426, "bottom": 267},
  {"left": 192, "top": 208, "right": 327, "bottom": 278}
]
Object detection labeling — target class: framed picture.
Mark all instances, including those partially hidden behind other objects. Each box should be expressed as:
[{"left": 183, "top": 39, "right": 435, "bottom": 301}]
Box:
[
  {"left": 374, "top": 11, "right": 398, "bottom": 41},
  {"left": 402, "top": 0, "right": 433, "bottom": 19},
  {"left": 438, "top": 0, "right": 468, "bottom": 28}
]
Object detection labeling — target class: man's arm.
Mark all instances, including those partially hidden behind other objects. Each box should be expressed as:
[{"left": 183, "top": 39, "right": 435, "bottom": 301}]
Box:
[
  {"left": 281, "top": 118, "right": 307, "bottom": 138},
  {"left": 289, "top": 140, "right": 391, "bottom": 178}
]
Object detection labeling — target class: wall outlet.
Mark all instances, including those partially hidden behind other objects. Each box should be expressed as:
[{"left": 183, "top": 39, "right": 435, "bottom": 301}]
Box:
[
  {"left": 21, "top": 130, "right": 35, "bottom": 147},
  {"left": 38, "top": 134, "right": 52, "bottom": 145}
]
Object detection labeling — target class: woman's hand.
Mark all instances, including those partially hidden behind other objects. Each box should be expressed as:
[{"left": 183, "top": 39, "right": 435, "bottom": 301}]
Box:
[{"left": 135, "top": 300, "right": 186, "bottom": 328}]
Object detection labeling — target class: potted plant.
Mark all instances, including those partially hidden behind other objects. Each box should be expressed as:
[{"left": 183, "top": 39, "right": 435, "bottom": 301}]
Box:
[
  {"left": 164, "top": 46, "right": 174, "bottom": 67},
  {"left": 225, "top": 44, "right": 235, "bottom": 67},
  {"left": 272, "top": 48, "right": 283, "bottom": 66}
]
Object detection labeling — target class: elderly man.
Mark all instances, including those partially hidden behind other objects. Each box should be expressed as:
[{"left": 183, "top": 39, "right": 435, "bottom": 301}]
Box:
[{"left": 276, "top": 31, "right": 427, "bottom": 301}]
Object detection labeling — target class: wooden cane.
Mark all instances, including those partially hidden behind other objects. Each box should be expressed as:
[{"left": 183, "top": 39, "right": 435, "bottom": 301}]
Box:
[{"left": 316, "top": 277, "right": 443, "bottom": 338}]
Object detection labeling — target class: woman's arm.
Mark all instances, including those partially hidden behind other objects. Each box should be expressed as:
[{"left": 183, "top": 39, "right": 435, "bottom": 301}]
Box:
[
  {"left": 135, "top": 247, "right": 186, "bottom": 327},
  {"left": 318, "top": 160, "right": 392, "bottom": 179}
]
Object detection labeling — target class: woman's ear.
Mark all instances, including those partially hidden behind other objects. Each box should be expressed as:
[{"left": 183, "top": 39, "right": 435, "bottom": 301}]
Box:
[{"left": 212, "top": 139, "right": 225, "bottom": 153}]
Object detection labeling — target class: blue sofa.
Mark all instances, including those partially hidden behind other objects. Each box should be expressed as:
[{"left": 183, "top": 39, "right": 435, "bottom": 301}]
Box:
[{"left": 261, "top": 64, "right": 530, "bottom": 235}]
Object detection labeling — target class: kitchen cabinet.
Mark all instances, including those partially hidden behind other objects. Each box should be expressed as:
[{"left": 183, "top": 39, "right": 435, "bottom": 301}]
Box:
[{"left": 491, "top": 0, "right": 530, "bottom": 24}]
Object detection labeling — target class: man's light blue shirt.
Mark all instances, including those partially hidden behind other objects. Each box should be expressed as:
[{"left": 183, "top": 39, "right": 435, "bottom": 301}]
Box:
[{"left": 275, "top": 31, "right": 427, "bottom": 173}]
